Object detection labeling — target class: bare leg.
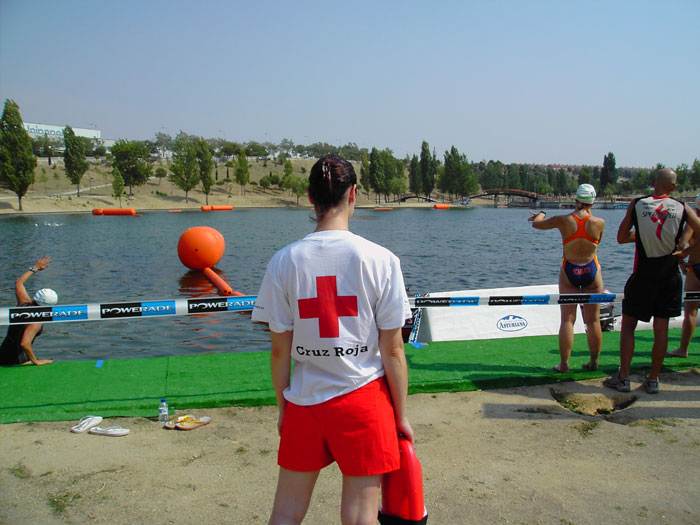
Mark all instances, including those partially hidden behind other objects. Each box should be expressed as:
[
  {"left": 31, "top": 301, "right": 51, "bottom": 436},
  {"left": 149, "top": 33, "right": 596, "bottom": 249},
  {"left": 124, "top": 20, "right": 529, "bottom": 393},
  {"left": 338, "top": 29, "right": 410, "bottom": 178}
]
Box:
[
  {"left": 619, "top": 314, "right": 637, "bottom": 379},
  {"left": 582, "top": 303, "right": 602, "bottom": 370},
  {"left": 556, "top": 304, "right": 576, "bottom": 372},
  {"left": 669, "top": 302, "right": 696, "bottom": 357},
  {"left": 650, "top": 317, "right": 669, "bottom": 380},
  {"left": 269, "top": 468, "right": 320, "bottom": 525},
  {"left": 340, "top": 474, "right": 381, "bottom": 525}
]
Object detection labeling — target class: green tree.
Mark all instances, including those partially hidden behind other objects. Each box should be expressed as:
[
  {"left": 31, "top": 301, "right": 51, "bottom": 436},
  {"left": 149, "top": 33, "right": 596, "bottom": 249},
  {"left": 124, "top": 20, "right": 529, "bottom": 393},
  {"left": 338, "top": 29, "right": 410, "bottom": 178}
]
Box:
[
  {"left": 283, "top": 159, "right": 294, "bottom": 178},
  {"left": 109, "top": 139, "right": 152, "bottom": 194},
  {"left": 194, "top": 138, "right": 214, "bottom": 204},
  {"left": 691, "top": 159, "right": 700, "bottom": 189},
  {"left": 154, "top": 132, "right": 173, "bottom": 159},
  {"left": 408, "top": 154, "right": 421, "bottom": 196},
  {"left": 155, "top": 166, "right": 168, "bottom": 185},
  {"left": 259, "top": 175, "right": 271, "bottom": 192},
  {"left": 360, "top": 150, "right": 371, "bottom": 197},
  {"left": 169, "top": 140, "right": 199, "bottom": 202},
  {"left": 0, "top": 99, "right": 36, "bottom": 211},
  {"left": 235, "top": 149, "right": 250, "bottom": 194},
  {"left": 368, "top": 147, "right": 385, "bottom": 203},
  {"left": 291, "top": 175, "right": 309, "bottom": 206},
  {"left": 600, "top": 152, "right": 617, "bottom": 192},
  {"left": 112, "top": 166, "right": 125, "bottom": 207},
  {"left": 420, "top": 141, "right": 435, "bottom": 200},
  {"left": 63, "top": 125, "right": 89, "bottom": 197}
]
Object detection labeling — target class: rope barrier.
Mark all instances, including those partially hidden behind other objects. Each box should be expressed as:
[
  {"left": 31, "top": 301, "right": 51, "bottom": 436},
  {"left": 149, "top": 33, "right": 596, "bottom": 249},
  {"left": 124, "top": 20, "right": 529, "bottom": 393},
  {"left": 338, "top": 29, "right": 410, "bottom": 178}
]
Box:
[{"left": 3, "top": 291, "right": 700, "bottom": 326}]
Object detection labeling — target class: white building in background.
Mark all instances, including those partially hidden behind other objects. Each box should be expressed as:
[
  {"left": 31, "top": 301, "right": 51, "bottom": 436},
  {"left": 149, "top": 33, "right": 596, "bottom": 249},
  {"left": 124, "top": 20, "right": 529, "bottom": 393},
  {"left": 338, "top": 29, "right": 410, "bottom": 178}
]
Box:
[
  {"left": 23, "top": 122, "right": 101, "bottom": 140},
  {"left": 22, "top": 122, "right": 116, "bottom": 149}
]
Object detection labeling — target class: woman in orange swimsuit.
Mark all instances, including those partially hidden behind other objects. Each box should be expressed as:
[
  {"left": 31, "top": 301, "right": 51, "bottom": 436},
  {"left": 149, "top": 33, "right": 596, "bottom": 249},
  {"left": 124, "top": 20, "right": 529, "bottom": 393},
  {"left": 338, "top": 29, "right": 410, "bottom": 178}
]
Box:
[{"left": 529, "top": 184, "right": 606, "bottom": 372}]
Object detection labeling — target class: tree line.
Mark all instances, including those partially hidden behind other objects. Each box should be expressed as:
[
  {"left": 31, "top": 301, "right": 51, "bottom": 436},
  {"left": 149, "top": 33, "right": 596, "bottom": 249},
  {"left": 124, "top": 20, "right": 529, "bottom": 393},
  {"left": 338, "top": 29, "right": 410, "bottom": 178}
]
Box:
[{"left": 2, "top": 98, "right": 699, "bottom": 210}]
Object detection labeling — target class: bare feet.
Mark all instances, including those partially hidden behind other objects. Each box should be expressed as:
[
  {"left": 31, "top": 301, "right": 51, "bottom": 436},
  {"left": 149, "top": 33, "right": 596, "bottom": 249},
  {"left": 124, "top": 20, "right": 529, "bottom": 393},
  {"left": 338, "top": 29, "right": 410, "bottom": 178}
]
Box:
[
  {"left": 666, "top": 348, "right": 689, "bottom": 358},
  {"left": 582, "top": 361, "right": 598, "bottom": 371},
  {"left": 553, "top": 364, "right": 569, "bottom": 373}
]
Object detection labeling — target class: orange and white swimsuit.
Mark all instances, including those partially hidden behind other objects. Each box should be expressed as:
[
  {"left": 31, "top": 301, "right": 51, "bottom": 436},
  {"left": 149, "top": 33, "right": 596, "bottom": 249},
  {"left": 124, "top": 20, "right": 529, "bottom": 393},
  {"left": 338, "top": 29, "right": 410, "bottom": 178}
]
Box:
[{"left": 562, "top": 213, "right": 600, "bottom": 289}]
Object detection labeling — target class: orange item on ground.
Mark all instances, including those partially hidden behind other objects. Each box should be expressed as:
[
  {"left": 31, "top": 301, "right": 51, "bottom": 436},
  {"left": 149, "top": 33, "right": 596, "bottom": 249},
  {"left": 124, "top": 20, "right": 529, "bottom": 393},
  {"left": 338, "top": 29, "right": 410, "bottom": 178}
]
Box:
[
  {"left": 378, "top": 437, "right": 428, "bottom": 524},
  {"left": 433, "top": 204, "right": 450, "bottom": 209},
  {"left": 211, "top": 205, "right": 233, "bottom": 211}
]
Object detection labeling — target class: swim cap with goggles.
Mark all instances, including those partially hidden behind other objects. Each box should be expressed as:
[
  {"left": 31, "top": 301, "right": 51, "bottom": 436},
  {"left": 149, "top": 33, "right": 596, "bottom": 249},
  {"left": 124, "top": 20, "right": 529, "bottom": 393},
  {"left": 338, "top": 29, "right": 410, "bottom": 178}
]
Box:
[
  {"left": 576, "top": 184, "right": 596, "bottom": 204},
  {"left": 33, "top": 288, "right": 58, "bottom": 306}
]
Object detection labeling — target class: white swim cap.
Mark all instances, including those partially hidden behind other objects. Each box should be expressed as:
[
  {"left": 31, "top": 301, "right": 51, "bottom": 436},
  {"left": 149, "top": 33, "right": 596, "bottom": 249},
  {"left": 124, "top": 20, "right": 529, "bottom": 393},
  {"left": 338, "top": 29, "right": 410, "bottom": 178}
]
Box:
[
  {"left": 576, "top": 184, "right": 596, "bottom": 204},
  {"left": 34, "top": 288, "right": 58, "bottom": 306}
]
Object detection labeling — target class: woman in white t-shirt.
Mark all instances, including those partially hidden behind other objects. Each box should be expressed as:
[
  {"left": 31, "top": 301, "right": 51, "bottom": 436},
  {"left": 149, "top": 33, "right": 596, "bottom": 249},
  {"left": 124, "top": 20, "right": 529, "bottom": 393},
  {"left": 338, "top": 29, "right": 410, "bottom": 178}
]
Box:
[{"left": 252, "top": 154, "right": 414, "bottom": 524}]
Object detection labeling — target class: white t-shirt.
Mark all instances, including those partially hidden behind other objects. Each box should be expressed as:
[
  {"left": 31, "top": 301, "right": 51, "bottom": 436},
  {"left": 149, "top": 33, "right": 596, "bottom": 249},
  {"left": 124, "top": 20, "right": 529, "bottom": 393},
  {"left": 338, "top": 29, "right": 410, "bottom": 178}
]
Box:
[{"left": 251, "top": 230, "right": 411, "bottom": 406}]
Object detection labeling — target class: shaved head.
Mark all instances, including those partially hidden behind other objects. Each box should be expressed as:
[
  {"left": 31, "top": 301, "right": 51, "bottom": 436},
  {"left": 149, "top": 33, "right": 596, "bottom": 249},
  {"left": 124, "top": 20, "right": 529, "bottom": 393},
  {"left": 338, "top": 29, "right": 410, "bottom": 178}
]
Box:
[{"left": 655, "top": 168, "right": 677, "bottom": 193}]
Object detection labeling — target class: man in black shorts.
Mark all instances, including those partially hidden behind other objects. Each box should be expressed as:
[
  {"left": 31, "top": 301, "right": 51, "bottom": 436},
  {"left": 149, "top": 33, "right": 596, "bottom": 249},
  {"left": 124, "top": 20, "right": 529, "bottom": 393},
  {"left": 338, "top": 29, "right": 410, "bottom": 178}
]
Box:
[{"left": 606, "top": 169, "right": 700, "bottom": 393}]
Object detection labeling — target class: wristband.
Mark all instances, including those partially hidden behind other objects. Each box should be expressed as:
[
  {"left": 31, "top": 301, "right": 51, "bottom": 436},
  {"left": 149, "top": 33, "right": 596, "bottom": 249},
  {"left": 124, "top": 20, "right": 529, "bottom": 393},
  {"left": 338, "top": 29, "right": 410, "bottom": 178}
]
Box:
[{"left": 29, "top": 266, "right": 36, "bottom": 273}]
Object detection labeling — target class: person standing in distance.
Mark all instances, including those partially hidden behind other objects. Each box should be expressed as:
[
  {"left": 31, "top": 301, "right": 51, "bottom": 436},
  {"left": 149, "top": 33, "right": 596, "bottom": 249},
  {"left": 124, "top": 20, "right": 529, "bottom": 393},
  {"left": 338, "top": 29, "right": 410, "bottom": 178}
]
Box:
[
  {"left": 528, "top": 184, "right": 606, "bottom": 372},
  {"left": 667, "top": 194, "right": 700, "bottom": 358},
  {"left": 252, "top": 154, "right": 414, "bottom": 524},
  {"left": 606, "top": 169, "right": 700, "bottom": 394},
  {"left": 0, "top": 257, "right": 57, "bottom": 366}
]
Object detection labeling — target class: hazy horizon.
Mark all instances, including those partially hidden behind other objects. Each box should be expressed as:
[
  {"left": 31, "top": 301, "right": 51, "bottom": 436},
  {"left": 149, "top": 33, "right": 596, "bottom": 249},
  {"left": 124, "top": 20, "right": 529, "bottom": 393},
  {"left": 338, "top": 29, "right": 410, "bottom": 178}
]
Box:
[{"left": 1, "top": 1, "right": 698, "bottom": 169}]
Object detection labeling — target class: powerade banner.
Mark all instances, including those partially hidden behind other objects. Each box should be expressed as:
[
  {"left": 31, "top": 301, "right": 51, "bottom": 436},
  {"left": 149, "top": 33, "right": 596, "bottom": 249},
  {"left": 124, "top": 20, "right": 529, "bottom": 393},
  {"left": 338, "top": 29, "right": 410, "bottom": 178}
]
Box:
[
  {"left": 187, "top": 297, "right": 256, "bottom": 313},
  {"left": 100, "top": 301, "right": 176, "bottom": 319},
  {"left": 9, "top": 305, "right": 88, "bottom": 324}
]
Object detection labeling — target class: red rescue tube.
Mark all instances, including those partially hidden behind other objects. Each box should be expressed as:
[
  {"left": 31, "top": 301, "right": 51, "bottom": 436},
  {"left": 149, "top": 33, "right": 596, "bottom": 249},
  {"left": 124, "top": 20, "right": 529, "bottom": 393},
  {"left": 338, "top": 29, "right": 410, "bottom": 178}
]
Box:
[
  {"left": 203, "top": 267, "right": 233, "bottom": 296},
  {"left": 379, "top": 437, "right": 428, "bottom": 524},
  {"left": 211, "top": 205, "right": 233, "bottom": 211},
  {"left": 102, "top": 208, "right": 136, "bottom": 215},
  {"left": 433, "top": 203, "right": 450, "bottom": 210}
]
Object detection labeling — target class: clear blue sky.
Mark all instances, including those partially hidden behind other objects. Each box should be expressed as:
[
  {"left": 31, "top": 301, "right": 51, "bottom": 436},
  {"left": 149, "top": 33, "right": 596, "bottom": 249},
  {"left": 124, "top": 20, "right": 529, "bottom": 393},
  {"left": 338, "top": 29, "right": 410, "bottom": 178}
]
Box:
[{"left": 1, "top": 0, "right": 698, "bottom": 168}]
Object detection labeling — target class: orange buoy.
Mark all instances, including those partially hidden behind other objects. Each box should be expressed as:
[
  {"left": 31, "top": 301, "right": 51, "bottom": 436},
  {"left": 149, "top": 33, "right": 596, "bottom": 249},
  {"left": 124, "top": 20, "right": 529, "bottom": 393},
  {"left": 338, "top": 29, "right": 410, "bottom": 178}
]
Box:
[
  {"left": 211, "top": 205, "right": 233, "bottom": 211},
  {"left": 433, "top": 203, "right": 450, "bottom": 210},
  {"left": 374, "top": 207, "right": 393, "bottom": 211},
  {"left": 177, "top": 226, "right": 226, "bottom": 270},
  {"left": 203, "top": 267, "right": 233, "bottom": 296},
  {"left": 92, "top": 208, "right": 104, "bottom": 215},
  {"left": 201, "top": 205, "right": 212, "bottom": 212},
  {"left": 168, "top": 209, "right": 182, "bottom": 213},
  {"left": 379, "top": 438, "right": 428, "bottom": 524},
  {"left": 102, "top": 208, "right": 137, "bottom": 215}
]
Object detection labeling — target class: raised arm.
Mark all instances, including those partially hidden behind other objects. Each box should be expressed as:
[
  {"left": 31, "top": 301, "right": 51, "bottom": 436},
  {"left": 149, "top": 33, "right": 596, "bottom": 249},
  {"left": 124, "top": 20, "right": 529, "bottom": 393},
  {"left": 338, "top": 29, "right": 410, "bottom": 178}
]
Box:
[
  {"left": 617, "top": 201, "right": 636, "bottom": 244},
  {"left": 15, "top": 256, "right": 51, "bottom": 304}
]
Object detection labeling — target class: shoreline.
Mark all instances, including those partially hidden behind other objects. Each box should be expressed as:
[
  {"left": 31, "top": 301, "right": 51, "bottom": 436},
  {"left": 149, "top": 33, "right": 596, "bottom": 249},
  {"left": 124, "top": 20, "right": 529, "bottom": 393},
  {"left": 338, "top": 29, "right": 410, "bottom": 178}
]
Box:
[{"left": 2, "top": 369, "right": 699, "bottom": 523}]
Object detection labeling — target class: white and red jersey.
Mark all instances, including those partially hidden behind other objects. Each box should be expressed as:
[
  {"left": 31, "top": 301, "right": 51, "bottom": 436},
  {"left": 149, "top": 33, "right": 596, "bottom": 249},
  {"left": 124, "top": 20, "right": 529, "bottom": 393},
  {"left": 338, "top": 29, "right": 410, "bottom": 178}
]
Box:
[
  {"left": 252, "top": 230, "right": 411, "bottom": 406},
  {"left": 631, "top": 194, "right": 687, "bottom": 275}
]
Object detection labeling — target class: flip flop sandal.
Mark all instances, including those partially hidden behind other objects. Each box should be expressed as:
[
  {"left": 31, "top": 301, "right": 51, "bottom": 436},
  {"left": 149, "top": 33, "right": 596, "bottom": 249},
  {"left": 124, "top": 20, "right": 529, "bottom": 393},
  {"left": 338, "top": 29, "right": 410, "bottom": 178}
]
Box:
[
  {"left": 70, "top": 415, "right": 103, "bottom": 433},
  {"left": 88, "top": 426, "right": 130, "bottom": 437},
  {"left": 176, "top": 416, "right": 212, "bottom": 431},
  {"left": 163, "top": 414, "right": 196, "bottom": 430}
]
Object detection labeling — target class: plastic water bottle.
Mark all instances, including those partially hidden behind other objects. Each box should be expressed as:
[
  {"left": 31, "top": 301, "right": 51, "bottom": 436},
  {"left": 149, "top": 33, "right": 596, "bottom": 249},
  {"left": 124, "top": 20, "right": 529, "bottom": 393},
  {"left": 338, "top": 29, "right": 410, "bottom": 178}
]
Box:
[{"left": 158, "top": 398, "right": 168, "bottom": 423}]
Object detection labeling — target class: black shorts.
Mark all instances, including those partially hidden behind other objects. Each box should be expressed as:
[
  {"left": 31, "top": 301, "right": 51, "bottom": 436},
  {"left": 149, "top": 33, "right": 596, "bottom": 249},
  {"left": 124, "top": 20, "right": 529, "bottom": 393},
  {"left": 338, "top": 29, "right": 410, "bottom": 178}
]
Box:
[{"left": 622, "top": 270, "right": 682, "bottom": 322}]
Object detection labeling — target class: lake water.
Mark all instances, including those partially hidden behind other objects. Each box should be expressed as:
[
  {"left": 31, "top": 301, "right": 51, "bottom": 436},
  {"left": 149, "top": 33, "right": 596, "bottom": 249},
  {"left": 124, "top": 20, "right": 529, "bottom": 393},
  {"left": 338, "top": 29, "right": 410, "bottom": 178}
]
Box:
[{"left": 0, "top": 207, "right": 634, "bottom": 361}]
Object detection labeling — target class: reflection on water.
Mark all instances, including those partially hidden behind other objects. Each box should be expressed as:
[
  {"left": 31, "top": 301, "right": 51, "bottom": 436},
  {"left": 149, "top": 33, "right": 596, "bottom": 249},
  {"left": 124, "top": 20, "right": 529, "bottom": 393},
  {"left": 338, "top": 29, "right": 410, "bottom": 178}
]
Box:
[{"left": 0, "top": 207, "right": 633, "bottom": 361}]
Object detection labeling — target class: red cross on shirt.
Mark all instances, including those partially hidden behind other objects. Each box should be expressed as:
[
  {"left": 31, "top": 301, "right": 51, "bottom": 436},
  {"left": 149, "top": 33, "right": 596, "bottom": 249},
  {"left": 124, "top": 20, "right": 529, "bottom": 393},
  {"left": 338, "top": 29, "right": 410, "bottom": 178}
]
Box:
[{"left": 298, "top": 276, "right": 358, "bottom": 338}]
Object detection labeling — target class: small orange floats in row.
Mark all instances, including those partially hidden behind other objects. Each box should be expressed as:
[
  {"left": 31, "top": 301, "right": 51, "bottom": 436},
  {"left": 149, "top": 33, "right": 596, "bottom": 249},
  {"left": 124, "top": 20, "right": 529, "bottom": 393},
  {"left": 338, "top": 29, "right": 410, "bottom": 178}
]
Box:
[
  {"left": 201, "top": 205, "right": 234, "bottom": 212},
  {"left": 433, "top": 203, "right": 450, "bottom": 209},
  {"left": 374, "top": 207, "right": 393, "bottom": 211},
  {"left": 92, "top": 208, "right": 137, "bottom": 216}
]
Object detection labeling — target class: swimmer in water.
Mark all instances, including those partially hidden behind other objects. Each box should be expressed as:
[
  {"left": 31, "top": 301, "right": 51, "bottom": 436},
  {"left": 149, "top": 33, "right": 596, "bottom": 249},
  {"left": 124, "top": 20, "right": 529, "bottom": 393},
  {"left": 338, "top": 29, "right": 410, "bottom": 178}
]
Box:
[{"left": 529, "top": 184, "right": 605, "bottom": 372}]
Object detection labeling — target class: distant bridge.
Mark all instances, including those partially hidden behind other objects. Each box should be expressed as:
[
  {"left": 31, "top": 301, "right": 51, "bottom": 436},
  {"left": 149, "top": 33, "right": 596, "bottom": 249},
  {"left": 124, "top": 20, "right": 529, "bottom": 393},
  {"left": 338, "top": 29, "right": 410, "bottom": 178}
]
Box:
[{"left": 470, "top": 189, "right": 545, "bottom": 202}]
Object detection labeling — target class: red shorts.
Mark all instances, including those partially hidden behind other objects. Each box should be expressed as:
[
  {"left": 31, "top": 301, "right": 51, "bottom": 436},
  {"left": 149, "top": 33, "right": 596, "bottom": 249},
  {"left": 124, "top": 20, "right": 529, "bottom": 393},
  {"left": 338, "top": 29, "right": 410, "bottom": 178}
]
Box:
[{"left": 278, "top": 377, "right": 400, "bottom": 476}]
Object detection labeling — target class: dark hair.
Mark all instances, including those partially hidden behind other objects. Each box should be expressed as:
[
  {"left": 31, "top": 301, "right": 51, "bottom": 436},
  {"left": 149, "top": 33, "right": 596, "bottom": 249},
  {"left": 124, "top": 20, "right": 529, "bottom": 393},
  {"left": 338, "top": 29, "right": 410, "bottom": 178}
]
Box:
[{"left": 308, "top": 154, "right": 357, "bottom": 219}]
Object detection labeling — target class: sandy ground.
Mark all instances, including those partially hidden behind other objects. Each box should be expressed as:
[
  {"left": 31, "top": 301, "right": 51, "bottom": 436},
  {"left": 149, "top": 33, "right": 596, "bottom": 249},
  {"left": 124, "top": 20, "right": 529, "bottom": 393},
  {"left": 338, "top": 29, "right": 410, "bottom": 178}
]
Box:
[{"left": 2, "top": 369, "right": 700, "bottom": 524}]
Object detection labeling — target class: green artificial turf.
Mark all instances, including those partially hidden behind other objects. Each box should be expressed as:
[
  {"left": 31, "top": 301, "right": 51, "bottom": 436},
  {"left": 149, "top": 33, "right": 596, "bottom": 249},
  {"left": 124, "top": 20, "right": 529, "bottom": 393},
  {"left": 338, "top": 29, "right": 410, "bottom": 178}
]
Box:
[{"left": 1, "top": 329, "right": 697, "bottom": 423}]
